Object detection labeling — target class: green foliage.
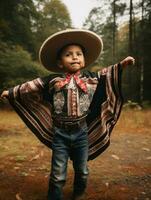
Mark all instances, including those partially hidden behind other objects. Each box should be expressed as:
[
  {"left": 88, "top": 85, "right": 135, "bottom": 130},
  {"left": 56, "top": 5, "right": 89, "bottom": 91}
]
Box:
[
  {"left": 84, "top": 0, "right": 151, "bottom": 102},
  {"left": 0, "top": 0, "right": 40, "bottom": 54},
  {"left": 0, "top": 0, "right": 72, "bottom": 57},
  {"left": 83, "top": 1, "right": 127, "bottom": 66},
  {"left": 133, "top": 0, "right": 151, "bottom": 101},
  {"left": 0, "top": 0, "right": 72, "bottom": 91},
  {"left": 35, "top": 0, "right": 72, "bottom": 50},
  {"left": 0, "top": 42, "right": 48, "bottom": 90}
]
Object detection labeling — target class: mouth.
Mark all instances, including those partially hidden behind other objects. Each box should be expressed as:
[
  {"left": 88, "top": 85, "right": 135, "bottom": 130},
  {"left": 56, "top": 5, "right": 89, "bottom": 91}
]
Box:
[{"left": 71, "top": 62, "right": 80, "bottom": 65}]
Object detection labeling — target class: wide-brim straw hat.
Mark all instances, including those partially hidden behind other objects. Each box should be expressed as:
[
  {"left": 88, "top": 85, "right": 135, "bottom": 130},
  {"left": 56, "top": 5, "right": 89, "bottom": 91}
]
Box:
[{"left": 39, "top": 29, "right": 103, "bottom": 72}]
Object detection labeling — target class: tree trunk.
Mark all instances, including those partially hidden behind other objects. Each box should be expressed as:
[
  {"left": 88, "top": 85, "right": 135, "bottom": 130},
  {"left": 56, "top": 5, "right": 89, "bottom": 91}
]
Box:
[
  {"left": 140, "top": 0, "right": 145, "bottom": 104},
  {"left": 129, "top": 0, "right": 133, "bottom": 54},
  {"left": 112, "top": 0, "right": 116, "bottom": 63},
  {"left": 128, "top": 0, "right": 133, "bottom": 100}
]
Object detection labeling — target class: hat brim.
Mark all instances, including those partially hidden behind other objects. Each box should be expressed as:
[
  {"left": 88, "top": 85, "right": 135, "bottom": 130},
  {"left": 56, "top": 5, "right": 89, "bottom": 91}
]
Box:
[{"left": 39, "top": 29, "right": 103, "bottom": 72}]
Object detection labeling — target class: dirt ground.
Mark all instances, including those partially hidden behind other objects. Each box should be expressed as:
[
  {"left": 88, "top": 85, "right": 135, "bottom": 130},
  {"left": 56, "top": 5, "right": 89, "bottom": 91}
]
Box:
[{"left": 0, "top": 109, "right": 151, "bottom": 200}]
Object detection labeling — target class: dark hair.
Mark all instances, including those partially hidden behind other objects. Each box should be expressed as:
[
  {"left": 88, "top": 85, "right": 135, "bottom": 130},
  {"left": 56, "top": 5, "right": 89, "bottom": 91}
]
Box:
[{"left": 57, "top": 43, "right": 86, "bottom": 60}]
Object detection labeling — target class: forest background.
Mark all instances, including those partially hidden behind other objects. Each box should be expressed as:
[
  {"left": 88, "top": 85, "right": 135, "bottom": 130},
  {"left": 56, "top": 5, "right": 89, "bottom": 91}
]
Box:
[
  {"left": 0, "top": 0, "right": 151, "bottom": 105},
  {"left": 0, "top": 1, "right": 151, "bottom": 199}
]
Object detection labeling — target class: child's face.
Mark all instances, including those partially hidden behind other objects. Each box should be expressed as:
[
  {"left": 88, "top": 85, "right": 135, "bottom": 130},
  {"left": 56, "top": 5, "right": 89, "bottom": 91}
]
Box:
[{"left": 58, "top": 45, "right": 85, "bottom": 73}]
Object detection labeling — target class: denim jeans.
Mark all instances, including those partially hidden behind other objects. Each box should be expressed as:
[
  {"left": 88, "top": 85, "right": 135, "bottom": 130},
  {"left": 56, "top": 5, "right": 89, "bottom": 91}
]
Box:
[{"left": 48, "top": 122, "right": 89, "bottom": 200}]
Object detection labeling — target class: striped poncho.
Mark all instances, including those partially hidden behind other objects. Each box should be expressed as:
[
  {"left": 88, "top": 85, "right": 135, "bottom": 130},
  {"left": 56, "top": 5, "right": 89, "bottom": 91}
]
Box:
[{"left": 8, "top": 64, "right": 123, "bottom": 160}]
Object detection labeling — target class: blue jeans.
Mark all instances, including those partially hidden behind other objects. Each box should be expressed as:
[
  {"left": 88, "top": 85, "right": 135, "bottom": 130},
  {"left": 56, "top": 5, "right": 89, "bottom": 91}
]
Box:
[{"left": 48, "top": 122, "right": 89, "bottom": 200}]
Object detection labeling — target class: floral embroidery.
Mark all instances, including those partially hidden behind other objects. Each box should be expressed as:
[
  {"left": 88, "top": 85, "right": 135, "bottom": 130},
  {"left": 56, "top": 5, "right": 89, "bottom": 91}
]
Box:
[
  {"left": 79, "top": 93, "right": 90, "bottom": 114},
  {"left": 53, "top": 91, "right": 65, "bottom": 114}
]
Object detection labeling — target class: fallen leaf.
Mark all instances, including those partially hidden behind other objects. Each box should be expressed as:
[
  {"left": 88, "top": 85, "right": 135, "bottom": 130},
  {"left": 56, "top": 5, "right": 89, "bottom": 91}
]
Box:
[
  {"left": 105, "top": 182, "right": 109, "bottom": 187},
  {"left": 120, "top": 187, "right": 126, "bottom": 191},
  {"left": 14, "top": 167, "right": 20, "bottom": 170},
  {"left": 20, "top": 172, "right": 28, "bottom": 176},
  {"left": 111, "top": 154, "right": 120, "bottom": 160},
  {"left": 146, "top": 156, "right": 151, "bottom": 160},
  {"left": 142, "top": 147, "right": 150, "bottom": 152},
  {"left": 16, "top": 193, "right": 23, "bottom": 200},
  {"left": 141, "top": 191, "right": 146, "bottom": 195},
  {"left": 40, "top": 150, "right": 44, "bottom": 157},
  {"left": 30, "top": 154, "right": 40, "bottom": 161}
]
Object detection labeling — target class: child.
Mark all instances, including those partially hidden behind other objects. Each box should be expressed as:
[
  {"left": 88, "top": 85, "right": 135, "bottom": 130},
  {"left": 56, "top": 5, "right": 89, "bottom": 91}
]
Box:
[{"left": 1, "top": 29, "right": 135, "bottom": 200}]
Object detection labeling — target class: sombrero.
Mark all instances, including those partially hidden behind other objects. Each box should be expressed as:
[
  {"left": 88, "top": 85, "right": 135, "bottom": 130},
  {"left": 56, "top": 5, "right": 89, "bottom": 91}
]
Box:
[{"left": 39, "top": 29, "right": 103, "bottom": 72}]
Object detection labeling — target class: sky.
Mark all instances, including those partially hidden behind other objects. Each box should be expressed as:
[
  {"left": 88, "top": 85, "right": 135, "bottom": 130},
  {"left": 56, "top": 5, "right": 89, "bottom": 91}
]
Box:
[
  {"left": 61, "top": 0, "right": 141, "bottom": 28},
  {"left": 61, "top": 0, "right": 100, "bottom": 28}
]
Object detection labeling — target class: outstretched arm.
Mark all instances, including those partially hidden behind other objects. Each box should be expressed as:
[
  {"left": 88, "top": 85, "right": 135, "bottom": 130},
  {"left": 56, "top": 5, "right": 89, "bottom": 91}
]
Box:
[
  {"left": 98, "top": 56, "right": 135, "bottom": 77},
  {"left": 120, "top": 56, "right": 135, "bottom": 68},
  {"left": 0, "top": 90, "right": 9, "bottom": 100},
  {"left": 0, "top": 77, "right": 46, "bottom": 102}
]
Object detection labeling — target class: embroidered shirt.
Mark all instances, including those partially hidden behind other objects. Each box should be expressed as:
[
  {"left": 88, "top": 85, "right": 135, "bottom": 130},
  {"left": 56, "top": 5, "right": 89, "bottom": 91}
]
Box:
[{"left": 49, "top": 71, "right": 100, "bottom": 120}]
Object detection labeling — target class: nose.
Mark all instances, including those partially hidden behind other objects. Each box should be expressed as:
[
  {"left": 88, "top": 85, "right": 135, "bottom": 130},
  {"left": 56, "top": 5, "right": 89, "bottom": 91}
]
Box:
[{"left": 72, "top": 53, "right": 78, "bottom": 60}]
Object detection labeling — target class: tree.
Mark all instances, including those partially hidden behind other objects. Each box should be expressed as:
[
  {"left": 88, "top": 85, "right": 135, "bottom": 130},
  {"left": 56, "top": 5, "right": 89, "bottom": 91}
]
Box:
[
  {"left": 129, "top": 0, "right": 134, "bottom": 54},
  {"left": 110, "top": 0, "right": 126, "bottom": 62},
  {"left": 140, "top": 0, "right": 151, "bottom": 101},
  {"left": 83, "top": 0, "right": 126, "bottom": 66},
  {"left": 84, "top": 0, "right": 151, "bottom": 102},
  {"left": 139, "top": 0, "right": 145, "bottom": 103},
  {"left": 132, "top": 0, "right": 151, "bottom": 102},
  {"left": 34, "top": 0, "right": 72, "bottom": 55},
  {"left": 0, "top": 0, "right": 40, "bottom": 54},
  {"left": 0, "top": 0, "right": 72, "bottom": 58},
  {"left": 0, "top": 41, "right": 48, "bottom": 90}
]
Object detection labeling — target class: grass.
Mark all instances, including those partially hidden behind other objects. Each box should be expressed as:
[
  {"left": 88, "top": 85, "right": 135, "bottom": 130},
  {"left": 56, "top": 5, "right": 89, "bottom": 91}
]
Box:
[
  {"left": 0, "top": 109, "right": 44, "bottom": 158},
  {"left": 114, "top": 108, "right": 151, "bottom": 134},
  {"left": 1, "top": 107, "right": 151, "bottom": 131}
]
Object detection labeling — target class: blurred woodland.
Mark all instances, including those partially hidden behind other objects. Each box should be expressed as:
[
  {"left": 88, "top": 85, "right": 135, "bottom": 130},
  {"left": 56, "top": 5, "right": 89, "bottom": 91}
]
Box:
[{"left": 0, "top": 0, "right": 151, "bottom": 104}]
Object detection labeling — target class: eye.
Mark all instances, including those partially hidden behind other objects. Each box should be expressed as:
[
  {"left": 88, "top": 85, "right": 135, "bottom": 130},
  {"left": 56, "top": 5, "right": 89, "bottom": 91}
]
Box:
[
  {"left": 65, "top": 53, "right": 70, "bottom": 57},
  {"left": 65, "top": 51, "right": 74, "bottom": 57},
  {"left": 77, "top": 52, "right": 83, "bottom": 56}
]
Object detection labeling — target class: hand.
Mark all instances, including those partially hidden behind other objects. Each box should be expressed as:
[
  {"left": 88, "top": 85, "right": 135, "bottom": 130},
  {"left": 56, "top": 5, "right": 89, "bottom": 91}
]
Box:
[
  {"left": 0, "top": 90, "right": 9, "bottom": 100},
  {"left": 120, "top": 56, "right": 135, "bottom": 68}
]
